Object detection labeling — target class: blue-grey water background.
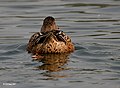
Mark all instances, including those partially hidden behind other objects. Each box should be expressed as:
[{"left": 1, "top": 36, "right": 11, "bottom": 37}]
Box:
[{"left": 0, "top": 0, "right": 120, "bottom": 88}]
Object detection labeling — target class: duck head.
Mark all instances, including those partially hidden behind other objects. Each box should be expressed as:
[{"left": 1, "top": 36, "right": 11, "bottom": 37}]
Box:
[{"left": 41, "top": 16, "right": 59, "bottom": 33}]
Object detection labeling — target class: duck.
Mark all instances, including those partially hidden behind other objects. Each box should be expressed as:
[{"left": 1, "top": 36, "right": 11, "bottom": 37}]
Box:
[{"left": 26, "top": 16, "right": 74, "bottom": 54}]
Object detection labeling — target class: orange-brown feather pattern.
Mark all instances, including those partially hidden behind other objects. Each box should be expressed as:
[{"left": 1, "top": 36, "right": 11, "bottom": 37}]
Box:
[
  {"left": 26, "top": 16, "right": 74, "bottom": 54},
  {"left": 35, "top": 32, "right": 74, "bottom": 54}
]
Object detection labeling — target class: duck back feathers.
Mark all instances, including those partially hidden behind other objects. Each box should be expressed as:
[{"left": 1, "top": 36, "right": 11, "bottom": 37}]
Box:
[{"left": 26, "top": 30, "right": 74, "bottom": 54}]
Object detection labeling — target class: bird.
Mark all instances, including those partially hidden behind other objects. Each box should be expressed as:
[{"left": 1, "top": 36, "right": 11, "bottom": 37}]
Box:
[{"left": 26, "top": 16, "right": 74, "bottom": 55}]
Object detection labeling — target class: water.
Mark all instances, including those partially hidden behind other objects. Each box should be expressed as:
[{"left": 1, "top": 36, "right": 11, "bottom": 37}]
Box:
[{"left": 0, "top": 0, "right": 120, "bottom": 88}]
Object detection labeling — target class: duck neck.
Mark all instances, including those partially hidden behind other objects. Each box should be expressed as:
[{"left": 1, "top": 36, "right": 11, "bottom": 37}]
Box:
[{"left": 41, "top": 25, "right": 55, "bottom": 33}]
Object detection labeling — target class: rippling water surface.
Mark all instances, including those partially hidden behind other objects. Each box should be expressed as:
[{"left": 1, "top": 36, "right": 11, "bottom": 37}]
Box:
[{"left": 0, "top": 0, "right": 120, "bottom": 88}]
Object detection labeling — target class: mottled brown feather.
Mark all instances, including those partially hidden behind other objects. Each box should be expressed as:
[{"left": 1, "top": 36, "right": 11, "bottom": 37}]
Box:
[{"left": 26, "top": 16, "right": 74, "bottom": 54}]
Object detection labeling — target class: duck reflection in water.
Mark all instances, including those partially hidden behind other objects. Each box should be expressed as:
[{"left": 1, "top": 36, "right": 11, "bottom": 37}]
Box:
[{"left": 33, "top": 53, "right": 70, "bottom": 72}]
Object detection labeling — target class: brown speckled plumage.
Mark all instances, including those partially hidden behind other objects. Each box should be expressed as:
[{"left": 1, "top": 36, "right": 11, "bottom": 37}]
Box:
[{"left": 26, "top": 16, "right": 74, "bottom": 54}]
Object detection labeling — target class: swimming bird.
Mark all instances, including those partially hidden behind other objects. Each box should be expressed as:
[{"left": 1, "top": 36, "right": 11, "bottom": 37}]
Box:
[{"left": 26, "top": 16, "right": 74, "bottom": 54}]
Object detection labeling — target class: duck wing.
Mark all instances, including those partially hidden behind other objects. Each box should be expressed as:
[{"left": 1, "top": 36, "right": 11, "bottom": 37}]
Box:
[
  {"left": 26, "top": 32, "right": 45, "bottom": 52},
  {"left": 54, "top": 30, "right": 71, "bottom": 44}
]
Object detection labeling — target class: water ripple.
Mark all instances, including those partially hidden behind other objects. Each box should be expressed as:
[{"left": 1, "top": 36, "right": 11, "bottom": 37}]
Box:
[{"left": 0, "top": 0, "right": 120, "bottom": 88}]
